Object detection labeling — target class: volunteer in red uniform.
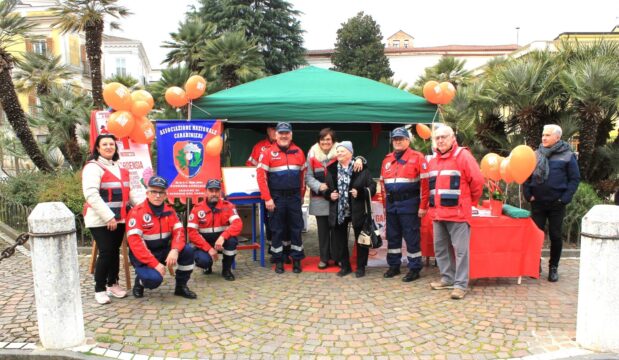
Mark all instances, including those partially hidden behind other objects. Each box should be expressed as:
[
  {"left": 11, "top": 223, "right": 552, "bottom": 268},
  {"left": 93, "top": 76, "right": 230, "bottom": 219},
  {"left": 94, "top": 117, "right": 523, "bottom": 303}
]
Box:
[
  {"left": 82, "top": 134, "right": 143, "bottom": 305},
  {"left": 428, "top": 125, "right": 484, "bottom": 300},
  {"left": 246, "top": 126, "right": 276, "bottom": 166},
  {"left": 126, "top": 176, "right": 197, "bottom": 299},
  {"left": 380, "top": 127, "right": 429, "bottom": 282},
  {"left": 188, "top": 179, "right": 243, "bottom": 281},
  {"left": 256, "top": 122, "right": 306, "bottom": 273}
]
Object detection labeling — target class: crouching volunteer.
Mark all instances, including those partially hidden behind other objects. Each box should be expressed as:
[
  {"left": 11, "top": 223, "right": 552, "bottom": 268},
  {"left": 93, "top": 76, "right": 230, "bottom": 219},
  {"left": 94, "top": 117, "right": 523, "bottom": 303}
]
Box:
[
  {"left": 126, "top": 176, "right": 197, "bottom": 299},
  {"left": 188, "top": 179, "right": 243, "bottom": 281}
]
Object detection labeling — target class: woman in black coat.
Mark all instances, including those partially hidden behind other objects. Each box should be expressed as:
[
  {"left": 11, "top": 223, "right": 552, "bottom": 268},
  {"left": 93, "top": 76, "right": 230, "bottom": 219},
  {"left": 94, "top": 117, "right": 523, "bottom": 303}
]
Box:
[{"left": 323, "top": 141, "right": 376, "bottom": 277}]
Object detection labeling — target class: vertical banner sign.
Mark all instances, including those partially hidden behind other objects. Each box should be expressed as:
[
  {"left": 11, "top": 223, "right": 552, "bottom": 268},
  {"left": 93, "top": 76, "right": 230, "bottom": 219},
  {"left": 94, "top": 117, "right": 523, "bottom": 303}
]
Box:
[
  {"left": 155, "top": 120, "right": 222, "bottom": 202},
  {"left": 89, "top": 110, "right": 153, "bottom": 200}
]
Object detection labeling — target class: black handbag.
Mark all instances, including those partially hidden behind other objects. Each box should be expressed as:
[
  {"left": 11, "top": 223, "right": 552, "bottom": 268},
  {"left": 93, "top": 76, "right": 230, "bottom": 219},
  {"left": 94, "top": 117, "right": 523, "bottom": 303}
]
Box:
[{"left": 357, "top": 188, "right": 383, "bottom": 249}]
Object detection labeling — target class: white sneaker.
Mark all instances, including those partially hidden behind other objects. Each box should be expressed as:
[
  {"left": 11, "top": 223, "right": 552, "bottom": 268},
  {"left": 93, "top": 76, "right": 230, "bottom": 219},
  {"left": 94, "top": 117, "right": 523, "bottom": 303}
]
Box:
[
  {"left": 106, "top": 284, "right": 127, "bottom": 298},
  {"left": 95, "top": 291, "right": 111, "bottom": 304}
]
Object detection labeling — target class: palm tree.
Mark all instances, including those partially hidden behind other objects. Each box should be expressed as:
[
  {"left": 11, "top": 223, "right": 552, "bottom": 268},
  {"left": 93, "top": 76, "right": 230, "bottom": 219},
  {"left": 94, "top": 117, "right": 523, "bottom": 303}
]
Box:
[
  {"left": 559, "top": 58, "right": 619, "bottom": 178},
  {"left": 0, "top": 0, "right": 53, "bottom": 172},
  {"left": 14, "top": 52, "right": 74, "bottom": 96},
  {"left": 484, "top": 51, "right": 563, "bottom": 148},
  {"left": 162, "top": 18, "right": 217, "bottom": 72},
  {"left": 200, "top": 32, "right": 264, "bottom": 88},
  {"left": 414, "top": 56, "right": 474, "bottom": 90},
  {"left": 104, "top": 73, "right": 140, "bottom": 89},
  {"left": 51, "top": 0, "right": 131, "bottom": 108},
  {"left": 31, "top": 85, "right": 93, "bottom": 168},
  {"left": 147, "top": 66, "right": 191, "bottom": 119}
]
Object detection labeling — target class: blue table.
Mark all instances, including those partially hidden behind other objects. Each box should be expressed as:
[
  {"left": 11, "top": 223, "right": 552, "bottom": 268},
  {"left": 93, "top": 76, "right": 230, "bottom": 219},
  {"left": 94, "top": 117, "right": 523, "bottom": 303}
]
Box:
[{"left": 228, "top": 196, "right": 266, "bottom": 267}]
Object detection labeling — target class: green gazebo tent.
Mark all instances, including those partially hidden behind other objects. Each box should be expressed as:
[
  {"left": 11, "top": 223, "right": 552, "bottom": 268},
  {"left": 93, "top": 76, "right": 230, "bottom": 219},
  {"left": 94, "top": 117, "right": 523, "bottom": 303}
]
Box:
[
  {"left": 191, "top": 66, "right": 437, "bottom": 170},
  {"left": 192, "top": 66, "right": 436, "bottom": 123}
]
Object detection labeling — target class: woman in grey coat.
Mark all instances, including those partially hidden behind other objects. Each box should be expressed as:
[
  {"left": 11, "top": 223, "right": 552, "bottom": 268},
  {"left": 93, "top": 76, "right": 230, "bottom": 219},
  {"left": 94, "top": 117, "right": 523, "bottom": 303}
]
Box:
[{"left": 305, "top": 128, "right": 363, "bottom": 269}]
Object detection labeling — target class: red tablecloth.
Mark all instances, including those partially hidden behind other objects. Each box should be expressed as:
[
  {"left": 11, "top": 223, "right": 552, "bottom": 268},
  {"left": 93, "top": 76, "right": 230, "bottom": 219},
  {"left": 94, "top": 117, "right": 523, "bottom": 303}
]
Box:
[{"left": 421, "top": 209, "right": 544, "bottom": 279}]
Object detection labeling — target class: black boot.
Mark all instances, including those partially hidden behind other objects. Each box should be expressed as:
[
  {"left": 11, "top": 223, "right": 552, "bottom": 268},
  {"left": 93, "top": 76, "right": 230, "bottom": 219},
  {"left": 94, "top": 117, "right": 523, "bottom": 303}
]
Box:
[
  {"left": 355, "top": 266, "right": 366, "bottom": 278},
  {"left": 292, "top": 259, "right": 302, "bottom": 273},
  {"left": 548, "top": 266, "right": 559, "bottom": 282},
  {"left": 275, "top": 262, "right": 285, "bottom": 274},
  {"left": 203, "top": 265, "right": 212, "bottom": 275},
  {"left": 402, "top": 269, "right": 420, "bottom": 282},
  {"left": 222, "top": 256, "right": 235, "bottom": 281},
  {"left": 132, "top": 280, "right": 144, "bottom": 298},
  {"left": 383, "top": 266, "right": 401, "bottom": 278},
  {"left": 174, "top": 285, "right": 197, "bottom": 299},
  {"left": 337, "top": 263, "right": 352, "bottom": 277}
]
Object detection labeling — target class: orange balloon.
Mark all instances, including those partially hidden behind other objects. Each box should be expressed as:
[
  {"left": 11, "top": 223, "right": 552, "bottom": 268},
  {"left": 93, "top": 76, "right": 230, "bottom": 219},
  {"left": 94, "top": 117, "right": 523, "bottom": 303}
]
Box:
[
  {"left": 129, "top": 116, "right": 155, "bottom": 144},
  {"left": 107, "top": 111, "right": 135, "bottom": 138},
  {"left": 500, "top": 156, "right": 514, "bottom": 184},
  {"left": 131, "top": 100, "right": 152, "bottom": 117},
  {"left": 422, "top": 81, "right": 440, "bottom": 104},
  {"left": 103, "top": 82, "right": 132, "bottom": 111},
  {"left": 416, "top": 123, "right": 432, "bottom": 140},
  {"left": 205, "top": 135, "right": 223, "bottom": 157},
  {"left": 165, "top": 87, "right": 188, "bottom": 108},
  {"left": 436, "top": 82, "right": 456, "bottom": 105},
  {"left": 185, "top": 75, "right": 207, "bottom": 100},
  {"left": 131, "top": 90, "right": 154, "bottom": 108},
  {"left": 480, "top": 153, "right": 502, "bottom": 181},
  {"left": 509, "top": 145, "right": 537, "bottom": 184}
]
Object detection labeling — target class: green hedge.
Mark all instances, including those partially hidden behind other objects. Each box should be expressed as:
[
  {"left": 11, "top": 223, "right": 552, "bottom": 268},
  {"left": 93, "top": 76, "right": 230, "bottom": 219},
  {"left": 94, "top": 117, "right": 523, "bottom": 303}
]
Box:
[{"left": 564, "top": 183, "right": 604, "bottom": 243}]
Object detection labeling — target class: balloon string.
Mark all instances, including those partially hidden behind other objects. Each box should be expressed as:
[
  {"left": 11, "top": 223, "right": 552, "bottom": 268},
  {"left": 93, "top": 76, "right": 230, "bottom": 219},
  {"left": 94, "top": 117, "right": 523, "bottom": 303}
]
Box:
[
  {"left": 187, "top": 100, "right": 192, "bottom": 122},
  {"left": 189, "top": 102, "right": 213, "bottom": 117},
  {"left": 518, "top": 185, "right": 522, "bottom": 208}
]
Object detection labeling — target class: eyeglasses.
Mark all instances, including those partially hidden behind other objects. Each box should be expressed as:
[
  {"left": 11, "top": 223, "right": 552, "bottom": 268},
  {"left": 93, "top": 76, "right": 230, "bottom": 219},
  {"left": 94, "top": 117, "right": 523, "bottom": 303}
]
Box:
[{"left": 148, "top": 190, "right": 166, "bottom": 196}]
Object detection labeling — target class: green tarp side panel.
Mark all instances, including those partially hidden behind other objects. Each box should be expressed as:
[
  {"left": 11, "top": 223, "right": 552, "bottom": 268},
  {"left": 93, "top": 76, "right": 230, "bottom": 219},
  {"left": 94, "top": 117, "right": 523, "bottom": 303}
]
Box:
[{"left": 192, "top": 66, "right": 437, "bottom": 124}]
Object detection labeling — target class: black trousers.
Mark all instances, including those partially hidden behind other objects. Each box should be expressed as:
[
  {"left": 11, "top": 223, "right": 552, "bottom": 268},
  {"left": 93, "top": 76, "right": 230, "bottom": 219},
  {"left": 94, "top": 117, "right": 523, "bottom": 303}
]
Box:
[
  {"left": 90, "top": 224, "right": 125, "bottom": 292},
  {"left": 531, "top": 201, "right": 566, "bottom": 268},
  {"left": 316, "top": 216, "right": 332, "bottom": 263},
  {"left": 331, "top": 219, "right": 369, "bottom": 269}
]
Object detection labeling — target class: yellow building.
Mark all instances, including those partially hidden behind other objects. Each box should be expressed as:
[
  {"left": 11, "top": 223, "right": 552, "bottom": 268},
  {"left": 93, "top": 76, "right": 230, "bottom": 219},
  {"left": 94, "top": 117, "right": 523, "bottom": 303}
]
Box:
[{"left": 554, "top": 25, "right": 619, "bottom": 43}]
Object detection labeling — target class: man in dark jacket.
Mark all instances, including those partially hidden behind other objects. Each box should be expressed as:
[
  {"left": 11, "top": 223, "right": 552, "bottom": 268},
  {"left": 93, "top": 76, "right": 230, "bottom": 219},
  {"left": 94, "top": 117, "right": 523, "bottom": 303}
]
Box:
[{"left": 524, "top": 124, "right": 580, "bottom": 282}]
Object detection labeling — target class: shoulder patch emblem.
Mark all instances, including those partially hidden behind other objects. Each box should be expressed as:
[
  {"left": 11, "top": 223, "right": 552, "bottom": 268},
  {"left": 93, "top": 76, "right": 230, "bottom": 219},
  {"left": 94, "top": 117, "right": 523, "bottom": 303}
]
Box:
[
  {"left": 198, "top": 210, "right": 206, "bottom": 219},
  {"left": 128, "top": 218, "right": 136, "bottom": 228},
  {"left": 261, "top": 145, "right": 268, "bottom": 152},
  {"left": 142, "top": 214, "right": 151, "bottom": 223},
  {"left": 271, "top": 151, "right": 279, "bottom": 157},
  {"left": 385, "top": 162, "right": 391, "bottom": 170}
]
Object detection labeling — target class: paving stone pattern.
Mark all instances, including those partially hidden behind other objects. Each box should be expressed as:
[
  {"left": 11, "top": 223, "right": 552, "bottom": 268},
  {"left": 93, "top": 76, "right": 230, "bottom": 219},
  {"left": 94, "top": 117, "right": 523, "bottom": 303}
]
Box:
[{"left": 0, "top": 232, "right": 581, "bottom": 359}]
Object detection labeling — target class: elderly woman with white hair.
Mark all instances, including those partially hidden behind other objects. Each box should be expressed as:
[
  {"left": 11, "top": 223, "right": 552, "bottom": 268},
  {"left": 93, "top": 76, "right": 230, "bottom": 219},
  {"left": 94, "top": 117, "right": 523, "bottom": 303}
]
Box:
[{"left": 323, "top": 141, "right": 376, "bottom": 277}]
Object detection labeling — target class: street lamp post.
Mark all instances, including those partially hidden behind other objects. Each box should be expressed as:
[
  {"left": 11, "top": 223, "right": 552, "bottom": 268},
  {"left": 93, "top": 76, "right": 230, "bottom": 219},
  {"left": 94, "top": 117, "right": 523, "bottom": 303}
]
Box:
[{"left": 516, "top": 27, "right": 520, "bottom": 46}]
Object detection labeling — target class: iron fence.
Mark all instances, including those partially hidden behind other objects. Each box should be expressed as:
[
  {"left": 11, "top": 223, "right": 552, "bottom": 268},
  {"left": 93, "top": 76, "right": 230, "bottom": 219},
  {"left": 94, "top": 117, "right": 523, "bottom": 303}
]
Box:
[{"left": 0, "top": 194, "right": 92, "bottom": 247}]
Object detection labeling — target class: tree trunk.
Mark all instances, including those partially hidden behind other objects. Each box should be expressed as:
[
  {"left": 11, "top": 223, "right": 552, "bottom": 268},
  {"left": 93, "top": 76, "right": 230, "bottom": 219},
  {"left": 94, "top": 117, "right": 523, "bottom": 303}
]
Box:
[
  {"left": 0, "top": 63, "right": 54, "bottom": 173},
  {"left": 85, "top": 22, "right": 104, "bottom": 109},
  {"left": 65, "top": 125, "right": 83, "bottom": 168},
  {"left": 577, "top": 116, "right": 600, "bottom": 181}
]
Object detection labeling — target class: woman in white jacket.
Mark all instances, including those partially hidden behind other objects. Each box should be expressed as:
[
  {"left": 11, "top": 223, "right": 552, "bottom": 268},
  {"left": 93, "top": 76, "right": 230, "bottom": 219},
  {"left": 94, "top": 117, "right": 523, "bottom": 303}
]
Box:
[{"left": 82, "top": 134, "right": 143, "bottom": 304}]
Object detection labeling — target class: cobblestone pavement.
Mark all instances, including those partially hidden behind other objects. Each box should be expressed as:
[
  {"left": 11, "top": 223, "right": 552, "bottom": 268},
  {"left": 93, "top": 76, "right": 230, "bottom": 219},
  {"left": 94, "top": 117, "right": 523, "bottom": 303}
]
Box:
[{"left": 0, "top": 226, "right": 584, "bottom": 359}]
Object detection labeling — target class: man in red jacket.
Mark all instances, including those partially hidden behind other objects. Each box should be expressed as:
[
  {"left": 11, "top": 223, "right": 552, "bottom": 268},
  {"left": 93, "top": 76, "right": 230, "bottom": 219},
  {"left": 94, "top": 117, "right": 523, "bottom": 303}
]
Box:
[
  {"left": 380, "top": 127, "right": 430, "bottom": 282},
  {"left": 126, "top": 176, "right": 197, "bottom": 299},
  {"left": 256, "top": 122, "right": 306, "bottom": 273},
  {"left": 246, "top": 126, "right": 276, "bottom": 166},
  {"left": 187, "top": 179, "right": 243, "bottom": 281},
  {"left": 428, "top": 125, "right": 484, "bottom": 300}
]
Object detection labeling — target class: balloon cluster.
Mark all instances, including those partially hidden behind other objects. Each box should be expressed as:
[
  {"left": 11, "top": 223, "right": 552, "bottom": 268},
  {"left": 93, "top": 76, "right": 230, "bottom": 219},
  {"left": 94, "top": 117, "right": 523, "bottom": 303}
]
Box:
[
  {"left": 480, "top": 145, "right": 536, "bottom": 184},
  {"left": 103, "top": 83, "right": 155, "bottom": 144},
  {"left": 415, "top": 123, "right": 432, "bottom": 140},
  {"left": 423, "top": 81, "right": 456, "bottom": 105},
  {"left": 165, "top": 75, "right": 207, "bottom": 108}
]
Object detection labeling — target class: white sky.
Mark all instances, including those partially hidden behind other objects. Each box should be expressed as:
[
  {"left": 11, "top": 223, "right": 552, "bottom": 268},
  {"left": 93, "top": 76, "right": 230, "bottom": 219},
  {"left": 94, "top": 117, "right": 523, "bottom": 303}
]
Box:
[{"left": 110, "top": 0, "right": 619, "bottom": 68}]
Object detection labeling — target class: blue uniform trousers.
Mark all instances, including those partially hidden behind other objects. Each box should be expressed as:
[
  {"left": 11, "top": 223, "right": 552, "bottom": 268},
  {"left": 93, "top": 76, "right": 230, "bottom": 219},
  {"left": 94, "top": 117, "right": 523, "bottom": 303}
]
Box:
[
  {"left": 194, "top": 237, "right": 238, "bottom": 270},
  {"left": 129, "top": 244, "right": 195, "bottom": 289},
  {"left": 268, "top": 191, "right": 305, "bottom": 262},
  {"left": 386, "top": 213, "right": 422, "bottom": 271}
]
